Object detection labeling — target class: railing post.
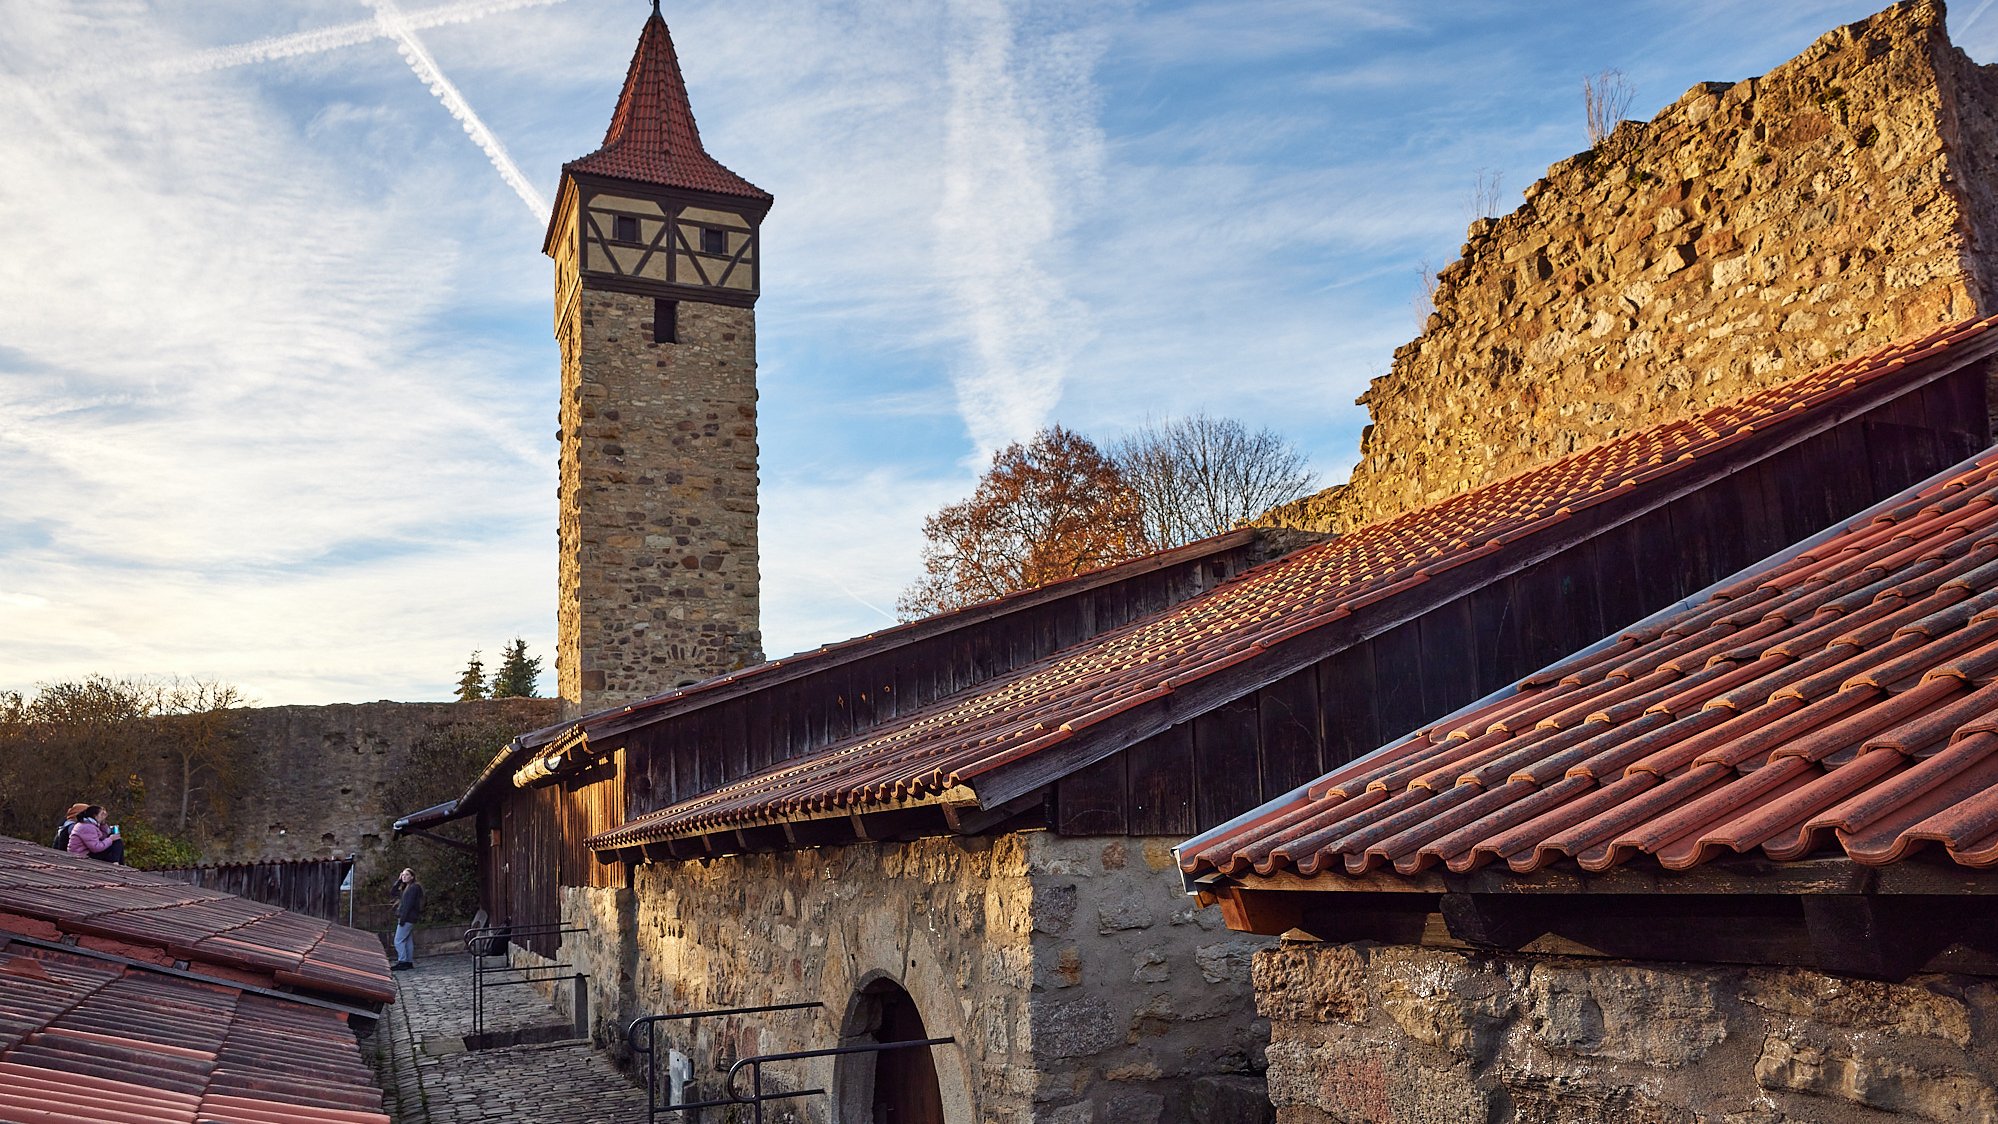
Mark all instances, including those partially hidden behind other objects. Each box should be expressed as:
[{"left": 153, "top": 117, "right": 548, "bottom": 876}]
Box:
[{"left": 647, "top": 1018, "right": 658, "bottom": 1124}]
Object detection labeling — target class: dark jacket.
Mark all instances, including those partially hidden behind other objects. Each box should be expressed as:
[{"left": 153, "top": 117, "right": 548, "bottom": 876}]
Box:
[{"left": 394, "top": 880, "right": 425, "bottom": 925}]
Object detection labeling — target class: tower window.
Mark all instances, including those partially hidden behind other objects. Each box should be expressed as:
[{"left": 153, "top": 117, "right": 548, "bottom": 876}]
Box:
[
  {"left": 653, "top": 299, "right": 678, "bottom": 344},
  {"left": 613, "top": 215, "right": 641, "bottom": 243},
  {"left": 700, "top": 227, "right": 727, "bottom": 255}
]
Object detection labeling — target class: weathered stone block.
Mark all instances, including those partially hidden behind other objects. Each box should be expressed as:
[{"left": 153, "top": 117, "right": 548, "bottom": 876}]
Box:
[
  {"left": 1040, "top": 997, "right": 1121, "bottom": 1058},
  {"left": 1254, "top": 945, "right": 1369, "bottom": 1025}
]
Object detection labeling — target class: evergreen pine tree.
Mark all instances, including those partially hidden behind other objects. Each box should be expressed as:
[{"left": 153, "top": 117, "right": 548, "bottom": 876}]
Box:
[
  {"left": 489, "top": 639, "right": 544, "bottom": 699},
  {"left": 454, "top": 652, "right": 487, "bottom": 702}
]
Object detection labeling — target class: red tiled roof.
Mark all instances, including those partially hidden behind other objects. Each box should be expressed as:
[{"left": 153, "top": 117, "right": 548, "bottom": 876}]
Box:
[
  {"left": 0, "top": 945, "right": 387, "bottom": 1124},
  {"left": 459, "top": 530, "right": 1262, "bottom": 811},
  {"left": 591, "top": 316, "right": 1998, "bottom": 853},
  {"left": 562, "top": 8, "right": 770, "bottom": 201},
  {"left": 0, "top": 837, "right": 392, "bottom": 1006},
  {"left": 1182, "top": 446, "right": 1998, "bottom": 882}
]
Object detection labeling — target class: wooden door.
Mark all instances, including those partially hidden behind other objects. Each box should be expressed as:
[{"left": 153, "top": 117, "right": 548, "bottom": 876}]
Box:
[{"left": 871, "top": 985, "right": 943, "bottom": 1124}]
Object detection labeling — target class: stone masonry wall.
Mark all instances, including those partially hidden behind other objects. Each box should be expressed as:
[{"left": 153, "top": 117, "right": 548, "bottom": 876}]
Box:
[
  {"left": 558, "top": 286, "right": 763, "bottom": 716},
  {"left": 1255, "top": 940, "right": 1998, "bottom": 1124},
  {"left": 543, "top": 832, "right": 1272, "bottom": 1124},
  {"left": 1271, "top": 0, "right": 1998, "bottom": 534},
  {"left": 1025, "top": 835, "right": 1274, "bottom": 1124},
  {"left": 211, "top": 698, "right": 555, "bottom": 866}
]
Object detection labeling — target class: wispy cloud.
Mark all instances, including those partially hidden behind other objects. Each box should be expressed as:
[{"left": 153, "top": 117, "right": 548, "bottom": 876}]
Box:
[
  {"left": 97, "top": 0, "right": 573, "bottom": 84},
  {"left": 0, "top": 3, "right": 555, "bottom": 701},
  {"left": 934, "top": 0, "right": 1111, "bottom": 455},
  {"left": 364, "top": 0, "right": 549, "bottom": 217}
]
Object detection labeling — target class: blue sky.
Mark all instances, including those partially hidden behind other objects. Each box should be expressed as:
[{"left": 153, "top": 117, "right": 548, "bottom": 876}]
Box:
[{"left": 2, "top": 0, "right": 1992, "bottom": 705}]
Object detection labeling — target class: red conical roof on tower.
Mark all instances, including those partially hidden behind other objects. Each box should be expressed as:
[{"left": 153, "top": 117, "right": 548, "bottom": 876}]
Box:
[{"left": 563, "top": 2, "right": 770, "bottom": 202}]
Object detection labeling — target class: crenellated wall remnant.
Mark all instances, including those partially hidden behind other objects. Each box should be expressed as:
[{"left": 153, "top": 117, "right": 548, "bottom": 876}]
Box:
[{"left": 1268, "top": 0, "right": 1998, "bottom": 534}]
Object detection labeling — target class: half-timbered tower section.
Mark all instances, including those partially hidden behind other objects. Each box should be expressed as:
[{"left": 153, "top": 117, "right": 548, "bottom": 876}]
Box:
[
  {"left": 420, "top": 320, "right": 1996, "bottom": 1124},
  {"left": 545, "top": 4, "right": 772, "bottom": 716},
  {"left": 1185, "top": 432, "right": 1998, "bottom": 1123}
]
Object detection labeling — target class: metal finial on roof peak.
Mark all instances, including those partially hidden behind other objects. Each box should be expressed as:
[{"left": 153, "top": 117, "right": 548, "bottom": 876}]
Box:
[{"left": 651, "top": 0, "right": 661, "bottom": 15}]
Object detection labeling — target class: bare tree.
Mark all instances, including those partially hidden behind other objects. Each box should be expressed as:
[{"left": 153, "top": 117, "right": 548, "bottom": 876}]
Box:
[
  {"left": 1470, "top": 167, "right": 1505, "bottom": 221},
  {"left": 1415, "top": 257, "right": 1441, "bottom": 321},
  {"left": 1584, "top": 68, "right": 1634, "bottom": 146},
  {"left": 1112, "top": 414, "right": 1317, "bottom": 550},
  {"left": 899, "top": 426, "right": 1149, "bottom": 619},
  {"left": 154, "top": 678, "right": 250, "bottom": 833}
]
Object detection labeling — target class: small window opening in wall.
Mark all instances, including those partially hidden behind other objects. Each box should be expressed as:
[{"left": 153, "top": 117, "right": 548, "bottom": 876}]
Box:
[
  {"left": 700, "top": 227, "right": 726, "bottom": 255},
  {"left": 653, "top": 299, "right": 678, "bottom": 344},
  {"left": 614, "top": 215, "right": 641, "bottom": 243}
]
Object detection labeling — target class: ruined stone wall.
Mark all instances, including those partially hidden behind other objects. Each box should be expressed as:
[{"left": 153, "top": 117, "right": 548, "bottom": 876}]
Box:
[
  {"left": 558, "top": 286, "right": 762, "bottom": 716},
  {"left": 548, "top": 832, "right": 1271, "bottom": 1124},
  {"left": 1255, "top": 940, "right": 1998, "bottom": 1124},
  {"left": 1276, "top": 0, "right": 1998, "bottom": 534},
  {"left": 209, "top": 698, "right": 555, "bottom": 867}
]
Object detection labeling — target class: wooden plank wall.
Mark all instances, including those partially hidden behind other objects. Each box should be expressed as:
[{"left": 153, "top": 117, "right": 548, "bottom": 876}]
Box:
[
  {"left": 1055, "top": 367, "right": 1991, "bottom": 839},
  {"left": 504, "top": 785, "right": 563, "bottom": 955},
  {"left": 487, "top": 760, "right": 628, "bottom": 950},
  {"left": 621, "top": 539, "right": 1267, "bottom": 820}
]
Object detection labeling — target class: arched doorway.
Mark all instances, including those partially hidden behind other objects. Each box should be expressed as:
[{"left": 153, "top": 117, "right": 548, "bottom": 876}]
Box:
[{"left": 836, "top": 978, "right": 944, "bottom": 1124}]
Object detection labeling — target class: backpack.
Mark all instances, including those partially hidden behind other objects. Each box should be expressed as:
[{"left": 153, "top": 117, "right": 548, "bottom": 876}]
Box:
[{"left": 52, "top": 822, "right": 73, "bottom": 851}]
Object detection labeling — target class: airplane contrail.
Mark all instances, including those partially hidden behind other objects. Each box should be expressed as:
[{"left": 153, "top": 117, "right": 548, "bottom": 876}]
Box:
[
  {"left": 129, "top": 0, "right": 571, "bottom": 82},
  {"left": 364, "top": 0, "right": 550, "bottom": 218}
]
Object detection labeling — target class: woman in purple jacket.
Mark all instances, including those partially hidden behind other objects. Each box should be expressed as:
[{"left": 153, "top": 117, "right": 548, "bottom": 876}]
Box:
[{"left": 66, "top": 806, "right": 126, "bottom": 864}]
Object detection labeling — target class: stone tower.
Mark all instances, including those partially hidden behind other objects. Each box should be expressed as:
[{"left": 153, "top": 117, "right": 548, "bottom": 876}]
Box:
[{"left": 544, "top": 2, "right": 770, "bottom": 716}]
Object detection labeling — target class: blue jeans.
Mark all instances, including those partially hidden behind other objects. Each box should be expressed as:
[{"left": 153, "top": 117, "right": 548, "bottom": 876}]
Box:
[{"left": 394, "top": 922, "right": 415, "bottom": 964}]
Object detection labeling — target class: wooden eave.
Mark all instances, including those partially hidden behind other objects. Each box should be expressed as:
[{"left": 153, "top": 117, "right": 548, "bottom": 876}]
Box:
[
  {"left": 565, "top": 170, "right": 774, "bottom": 225},
  {"left": 1201, "top": 856, "right": 1998, "bottom": 981},
  {"left": 540, "top": 173, "right": 579, "bottom": 258},
  {"left": 598, "top": 786, "right": 1051, "bottom": 864}
]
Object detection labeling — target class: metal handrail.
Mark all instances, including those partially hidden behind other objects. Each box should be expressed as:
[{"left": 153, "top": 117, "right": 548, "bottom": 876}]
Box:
[
  {"left": 465, "top": 921, "right": 587, "bottom": 1036},
  {"left": 726, "top": 1037, "right": 955, "bottom": 1124},
  {"left": 463, "top": 921, "right": 584, "bottom": 949},
  {"left": 627, "top": 1002, "right": 823, "bottom": 1123}
]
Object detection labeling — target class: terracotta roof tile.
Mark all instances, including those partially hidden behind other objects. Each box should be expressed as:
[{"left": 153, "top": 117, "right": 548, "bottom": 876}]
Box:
[
  {"left": 0, "top": 838, "right": 391, "bottom": 1006},
  {"left": 563, "top": 10, "right": 769, "bottom": 201},
  {"left": 590, "top": 316, "right": 1998, "bottom": 853},
  {"left": 0, "top": 947, "right": 386, "bottom": 1124},
  {"left": 1183, "top": 444, "right": 1998, "bottom": 882}
]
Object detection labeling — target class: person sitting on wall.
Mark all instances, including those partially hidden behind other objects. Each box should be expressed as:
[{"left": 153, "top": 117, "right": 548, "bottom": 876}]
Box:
[
  {"left": 52, "top": 803, "right": 89, "bottom": 851},
  {"left": 391, "top": 867, "right": 424, "bottom": 971},
  {"left": 66, "top": 806, "right": 125, "bottom": 864}
]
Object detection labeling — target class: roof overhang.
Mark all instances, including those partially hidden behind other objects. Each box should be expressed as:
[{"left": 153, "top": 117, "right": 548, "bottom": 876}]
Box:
[
  {"left": 391, "top": 799, "right": 465, "bottom": 835},
  {"left": 592, "top": 785, "right": 1049, "bottom": 865},
  {"left": 1195, "top": 856, "right": 1998, "bottom": 981}
]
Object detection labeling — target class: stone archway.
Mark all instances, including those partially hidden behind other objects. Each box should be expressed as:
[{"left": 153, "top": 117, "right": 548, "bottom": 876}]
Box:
[{"left": 833, "top": 976, "right": 946, "bottom": 1124}]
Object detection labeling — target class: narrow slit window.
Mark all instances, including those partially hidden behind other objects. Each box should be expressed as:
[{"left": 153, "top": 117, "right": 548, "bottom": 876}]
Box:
[
  {"left": 614, "top": 215, "right": 640, "bottom": 243},
  {"left": 700, "top": 227, "right": 726, "bottom": 255},
  {"left": 653, "top": 299, "right": 678, "bottom": 344}
]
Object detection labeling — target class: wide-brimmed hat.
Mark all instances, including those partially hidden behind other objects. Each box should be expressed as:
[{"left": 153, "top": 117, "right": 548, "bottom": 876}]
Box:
[{"left": 64, "top": 803, "right": 90, "bottom": 820}]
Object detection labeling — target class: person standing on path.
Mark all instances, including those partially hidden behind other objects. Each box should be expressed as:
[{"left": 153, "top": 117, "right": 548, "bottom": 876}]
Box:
[{"left": 391, "top": 867, "right": 424, "bottom": 970}]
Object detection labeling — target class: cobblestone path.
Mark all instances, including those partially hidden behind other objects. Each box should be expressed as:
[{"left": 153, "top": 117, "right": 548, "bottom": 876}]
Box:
[{"left": 373, "top": 955, "right": 652, "bottom": 1123}]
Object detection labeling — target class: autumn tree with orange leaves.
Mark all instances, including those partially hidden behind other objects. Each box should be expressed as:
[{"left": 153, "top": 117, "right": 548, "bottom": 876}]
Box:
[{"left": 898, "top": 426, "right": 1149, "bottom": 619}]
